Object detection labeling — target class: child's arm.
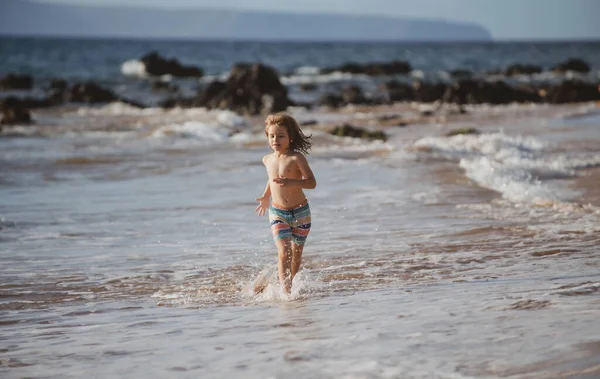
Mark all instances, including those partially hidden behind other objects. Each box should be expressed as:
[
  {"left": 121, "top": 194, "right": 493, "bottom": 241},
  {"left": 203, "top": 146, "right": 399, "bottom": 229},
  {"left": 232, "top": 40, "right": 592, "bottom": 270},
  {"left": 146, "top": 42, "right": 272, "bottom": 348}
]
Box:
[
  {"left": 255, "top": 156, "right": 271, "bottom": 216},
  {"left": 272, "top": 154, "right": 316, "bottom": 189},
  {"left": 255, "top": 180, "right": 271, "bottom": 216}
]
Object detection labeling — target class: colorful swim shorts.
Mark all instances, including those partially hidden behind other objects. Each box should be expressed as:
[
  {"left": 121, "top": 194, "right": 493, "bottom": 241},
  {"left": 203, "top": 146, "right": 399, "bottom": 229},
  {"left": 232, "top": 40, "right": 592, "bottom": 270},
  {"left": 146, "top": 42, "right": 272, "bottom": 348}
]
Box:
[{"left": 268, "top": 200, "right": 311, "bottom": 245}]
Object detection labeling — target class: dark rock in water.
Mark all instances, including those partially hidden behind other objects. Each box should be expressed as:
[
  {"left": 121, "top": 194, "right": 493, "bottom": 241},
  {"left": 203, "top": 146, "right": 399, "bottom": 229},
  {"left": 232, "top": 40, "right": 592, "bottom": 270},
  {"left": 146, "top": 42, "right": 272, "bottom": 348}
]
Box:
[
  {"left": 151, "top": 80, "right": 179, "bottom": 93},
  {"left": 329, "top": 124, "right": 387, "bottom": 141},
  {"left": 341, "top": 85, "right": 369, "bottom": 105},
  {"left": 160, "top": 81, "right": 227, "bottom": 109},
  {"left": 196, "top": 81, "right": 227, "bottom": 106},
  {"left": 63, "top": 82, "right": 118, "bottom": 103},
  {"left": 377, "top": 114, "right": 407, "bottom": 127},
  {"left": 540, "top": 80, "right": 600, "bottom": 103},
  {"left": 117, "top": 97, "right": 147, "bottom": 109},
  {"left": 140, "top": 51, "right": 204, "bottom": 78},
  {"left": 552, "top": 58, "right": 591, "bottom": 74},
  {"left": 0, "top": 73, "right": 33, "bottom": 90},
  {"left": 158, "top": 96, "right": 195, "bottom": 109},
  {"left": 413, "top": 81, "right": 447, "bottom": 103},
  {"left": 445, "top": 127, "right": 480, "bottom": 137},
  {"left": 299, "top": 83, "right": 318, "bottom": 92},
  {"left": 319, "top": 93, "right": 344, "bottom": 108},
  {"left": 205, "top": 63, "right": 291, "bottom": 115},
  {"left": 323, "top": 60, "right": 412, "bottom": 76},
  {"left": 16, "top": 93, "right": 63, "bottom": 109},
  {"left": 49, "top": 78, "right": 68, "bottom": 91},
  {"left": 380, "top": 80, "right": 414, "bottom": 103},
  {"left": 440, "top": 79, "right": 541, "bottom": 105},
  {"left": 1, "top": 97, "right": 33, "bottom": 125},
  {"left": 450, "top": 69, "right": 473, "bottom": 78},
  {"left": 504, "top": 64, "right": 542, "bottom": 76}
]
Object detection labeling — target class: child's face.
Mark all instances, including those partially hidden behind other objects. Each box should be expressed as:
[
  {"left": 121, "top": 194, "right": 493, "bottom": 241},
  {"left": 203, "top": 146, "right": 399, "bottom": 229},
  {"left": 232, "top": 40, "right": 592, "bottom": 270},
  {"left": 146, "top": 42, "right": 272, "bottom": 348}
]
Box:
[{"left": 266, "top": 124, "right": 290, "bottom": 153}]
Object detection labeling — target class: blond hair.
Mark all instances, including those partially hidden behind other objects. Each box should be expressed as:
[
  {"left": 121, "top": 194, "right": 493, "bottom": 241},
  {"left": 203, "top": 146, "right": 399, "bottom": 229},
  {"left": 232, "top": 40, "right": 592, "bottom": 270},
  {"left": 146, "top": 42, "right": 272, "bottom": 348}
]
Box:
[{"left": 265, "top": 112, "right": 312, "bottom": 154}]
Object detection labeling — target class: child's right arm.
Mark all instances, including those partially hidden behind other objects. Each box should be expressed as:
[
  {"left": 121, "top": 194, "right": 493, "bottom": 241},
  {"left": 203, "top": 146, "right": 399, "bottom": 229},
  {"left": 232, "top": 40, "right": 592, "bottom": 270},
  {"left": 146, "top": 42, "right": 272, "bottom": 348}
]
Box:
[
  {"left": 255, "top": 180, "right": 271, "bottom": 216},
  {"left": 255, "top": 155, "right": 271, "bottom": 216}
]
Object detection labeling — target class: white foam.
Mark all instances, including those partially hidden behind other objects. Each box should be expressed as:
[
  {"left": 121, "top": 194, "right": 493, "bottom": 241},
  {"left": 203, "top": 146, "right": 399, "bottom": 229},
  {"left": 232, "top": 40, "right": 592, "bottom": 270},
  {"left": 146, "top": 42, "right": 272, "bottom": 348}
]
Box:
[
  {"left": 215, "top": 110, "right": 248, "bottom": 128},
  {"left": 294, "top": 66, "right": 320, "bottom": 75},
  {"left": 281, "top": 71, "right": 369, "bottom": 85},
  {"left": 75, "top": 102, "right": 163, "bottom": 116},
  {"left": 150, "top": 121, "right": 230, "bottom": 142},
  {"left": 413, "top": 132, "right": 595, "bottom": 203},
  {"left": 121, "top": 59, "right": 147, "bottom": 77},
  {"left": 459, "top": 156, "right": 557, "bottom": 203},
  {"left": 410, "top": 69, "right": 426, "bottom": 79}
]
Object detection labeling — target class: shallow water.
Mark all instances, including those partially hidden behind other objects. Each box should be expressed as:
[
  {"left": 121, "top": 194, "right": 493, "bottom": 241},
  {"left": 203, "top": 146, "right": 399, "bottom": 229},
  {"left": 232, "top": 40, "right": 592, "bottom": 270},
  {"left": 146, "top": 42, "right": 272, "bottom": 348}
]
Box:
[{"left": 1, "top": 103, "right": 600, "bottom": 378}]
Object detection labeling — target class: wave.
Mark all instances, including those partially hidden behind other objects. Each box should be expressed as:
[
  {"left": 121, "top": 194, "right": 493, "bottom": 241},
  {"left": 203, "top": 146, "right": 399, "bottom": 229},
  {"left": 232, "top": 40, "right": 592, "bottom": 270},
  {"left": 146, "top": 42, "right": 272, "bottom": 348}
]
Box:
[
  {"left": 121, "top": 59, "right": 147, "bottom": 78},
  {"left": 413, "top": 132, "right": 600, "bottom": 203}
]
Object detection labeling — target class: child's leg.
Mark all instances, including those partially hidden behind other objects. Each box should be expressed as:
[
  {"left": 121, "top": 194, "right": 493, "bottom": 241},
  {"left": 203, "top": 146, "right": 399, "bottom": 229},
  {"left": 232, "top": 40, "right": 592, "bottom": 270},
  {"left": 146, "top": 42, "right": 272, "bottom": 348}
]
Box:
[
  {"left": 274, "top": 237, "right": 293, "bottom": 293},
  {"left": 291, "top": 242, "right": 304, "bottom": 281}
]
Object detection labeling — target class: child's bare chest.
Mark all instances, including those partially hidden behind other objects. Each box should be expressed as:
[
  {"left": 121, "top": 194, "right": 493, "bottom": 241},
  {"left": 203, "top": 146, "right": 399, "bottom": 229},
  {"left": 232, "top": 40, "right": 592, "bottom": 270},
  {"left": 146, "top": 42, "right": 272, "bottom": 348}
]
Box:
[{"left": 268, "top": 158, "right": 299, "bottom": 178}]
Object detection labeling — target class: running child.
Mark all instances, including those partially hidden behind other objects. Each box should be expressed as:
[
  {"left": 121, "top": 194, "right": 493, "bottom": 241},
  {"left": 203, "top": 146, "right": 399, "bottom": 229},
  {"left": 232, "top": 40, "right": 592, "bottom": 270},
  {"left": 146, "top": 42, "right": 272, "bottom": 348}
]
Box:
[{"left": 255, "top": 112, "right": 316, "bottom": 294}]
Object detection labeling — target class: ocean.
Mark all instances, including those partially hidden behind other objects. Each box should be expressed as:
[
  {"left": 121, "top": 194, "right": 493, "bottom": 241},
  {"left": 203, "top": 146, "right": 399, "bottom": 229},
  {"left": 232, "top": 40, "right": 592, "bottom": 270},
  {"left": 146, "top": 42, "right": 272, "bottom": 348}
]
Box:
[{"left": 1, "top": 37, "right": 600, "bottom": 379}]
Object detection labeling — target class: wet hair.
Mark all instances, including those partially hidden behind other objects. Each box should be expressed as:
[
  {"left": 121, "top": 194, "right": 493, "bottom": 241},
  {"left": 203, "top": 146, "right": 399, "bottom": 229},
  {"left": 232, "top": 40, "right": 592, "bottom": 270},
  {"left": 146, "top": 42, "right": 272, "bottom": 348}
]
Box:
[{"left": 265, "top": 112, "right": 312, "bottom": 155}]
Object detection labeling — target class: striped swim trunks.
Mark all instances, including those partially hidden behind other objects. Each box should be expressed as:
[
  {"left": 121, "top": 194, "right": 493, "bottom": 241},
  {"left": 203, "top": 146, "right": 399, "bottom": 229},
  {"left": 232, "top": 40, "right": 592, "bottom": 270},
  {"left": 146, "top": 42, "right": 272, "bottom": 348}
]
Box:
[{"left": 268, "top": 200, "right": 311, "bottom": 245}]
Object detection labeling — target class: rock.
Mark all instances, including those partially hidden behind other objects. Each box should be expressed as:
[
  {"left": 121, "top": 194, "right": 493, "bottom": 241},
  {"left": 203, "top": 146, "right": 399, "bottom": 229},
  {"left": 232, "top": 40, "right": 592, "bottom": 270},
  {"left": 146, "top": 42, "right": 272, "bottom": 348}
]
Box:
[
  {"left": 540, "top": 80, "right": 600, "bottom": 103},
  {"left": 63, "top": 82, "right": 118, "bottom": 103},
  {"left": 152, "top": 80, "right": 179, "bottom": 93},
  {"left": 377, "top": 114, "right": 407, "bottom": 127},
  {"left": 299, "top": 83, "right": 317, "bottom": 92},
  {"left": 504, "top": 64, "right": 542, "bottom": 76},
  {"left": 205, "top": 63, "right": 291, "bottom": 115},
  {"left": 441, "top": 79, "right": 541, "bottom": 105},
  {"left": 323, "top": 60, "right": 412, "bottom": 76},
  {"left": 1, "top": 97, "right": 33, "bottom": 125},
  {"left": 552, "top": 58, "right": 590, "bottom": 74},
  {"left": 0, "top": 73, "right": 33, "bottom": 91},
  {"left": 140, "top": 51, "right": 204, "bottom": 78},
  {"left": 445, "top": 127, "right": 480, "bottom": 137},
  {"left": 450, "top": 69, "right": 473, "bottom": 78},
  {"left": 0, "top": 73, "right": 33, "bottom": 90},
  {"left": 380, "top": 80, "right": 414, "bottom": 103},
  {"left": 196, "top": 81, "right": 227, "bottom": 106},
  {"left": 158, "top": 96, "right": 195, "bottom": 108},
  {"left": 412, "top": 81, "right": 447, "bottom": 103},
  {"left": 329, "top": 124, "right": 387, "bottom": 141},
  {"left": 117, "top": 97, "right": 147, "bottom": 109},
  {"left": 319, "top": 93, "right": 344, "bottom": 108},
  {"left": 16, "top": 94, "right": 63, "bottom": 109},
  {"left": 341, "top": 85, "right": 368, "bottom": 105},
  {"left": 49, "top": 78, "right": 68, "bottom": 91}
]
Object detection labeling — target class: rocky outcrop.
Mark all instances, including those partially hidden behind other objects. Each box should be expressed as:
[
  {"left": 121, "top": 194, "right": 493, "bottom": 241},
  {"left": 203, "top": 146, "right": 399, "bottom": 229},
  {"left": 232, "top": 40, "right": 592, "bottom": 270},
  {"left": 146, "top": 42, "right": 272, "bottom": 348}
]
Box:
[
  {"left": 0, "top": 73, "right": 33, "bottom": 90},
  {"left": 159, "top": 63, "right": 291, "bottom": 114},
  {"left": 445, "top": 128, "right": 480, "bottom": 137},
  {"left": 329, "top": 124, "right": 387, "bottom": 141},
  {"left": 62, "top": 82, "right": 119, "bottom": 103},
  {"left": 539, "top": 80, "right": 600, "bottom": 103},
  {"left": 140, "top": 51, "right": 203, "bottom": 78},
  {"left": 552, "top": 58, "right": 591, "bottom": 74},
  {"left": 504, "top": 64, "right": 542, "bottom": 76},
  {"left": 1, "top": 97, "right": 33, "bottom": 125},
  {"left": 322, "top": 61, "right": 412, "bottom": 76}
]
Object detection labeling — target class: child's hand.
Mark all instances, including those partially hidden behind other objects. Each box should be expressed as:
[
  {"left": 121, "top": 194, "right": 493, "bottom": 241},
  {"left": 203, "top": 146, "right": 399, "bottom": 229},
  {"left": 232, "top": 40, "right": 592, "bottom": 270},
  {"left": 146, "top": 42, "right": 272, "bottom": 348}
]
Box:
[
  {"left": 272, "top": 177, "right": 291, "bottom": 187},
  {"left": 255, "top": 196, "right": 269, "bottom": 216}
]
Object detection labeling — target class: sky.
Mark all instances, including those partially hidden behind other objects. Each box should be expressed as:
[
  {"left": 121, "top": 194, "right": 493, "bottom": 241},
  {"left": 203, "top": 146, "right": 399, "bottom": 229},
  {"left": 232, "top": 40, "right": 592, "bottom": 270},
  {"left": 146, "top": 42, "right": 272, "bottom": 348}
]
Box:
[{"left": 35, "top": 0, "right": 600, "bottom": 40}]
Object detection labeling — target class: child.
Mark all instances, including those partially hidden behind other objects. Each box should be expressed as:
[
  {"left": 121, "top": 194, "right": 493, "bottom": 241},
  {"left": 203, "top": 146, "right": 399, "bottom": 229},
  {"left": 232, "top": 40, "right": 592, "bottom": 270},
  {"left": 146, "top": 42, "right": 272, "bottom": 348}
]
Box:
[{"left": 255, "top": 112, "right": 316, "bottom": 294}]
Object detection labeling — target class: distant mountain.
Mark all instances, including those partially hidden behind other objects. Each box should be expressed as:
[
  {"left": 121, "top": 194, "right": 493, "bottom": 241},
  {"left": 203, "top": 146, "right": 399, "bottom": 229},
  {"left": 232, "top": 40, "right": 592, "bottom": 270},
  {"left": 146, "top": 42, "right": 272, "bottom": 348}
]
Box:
[{"left": 0, "top": 0, "right": 493, "bottom": 41}]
